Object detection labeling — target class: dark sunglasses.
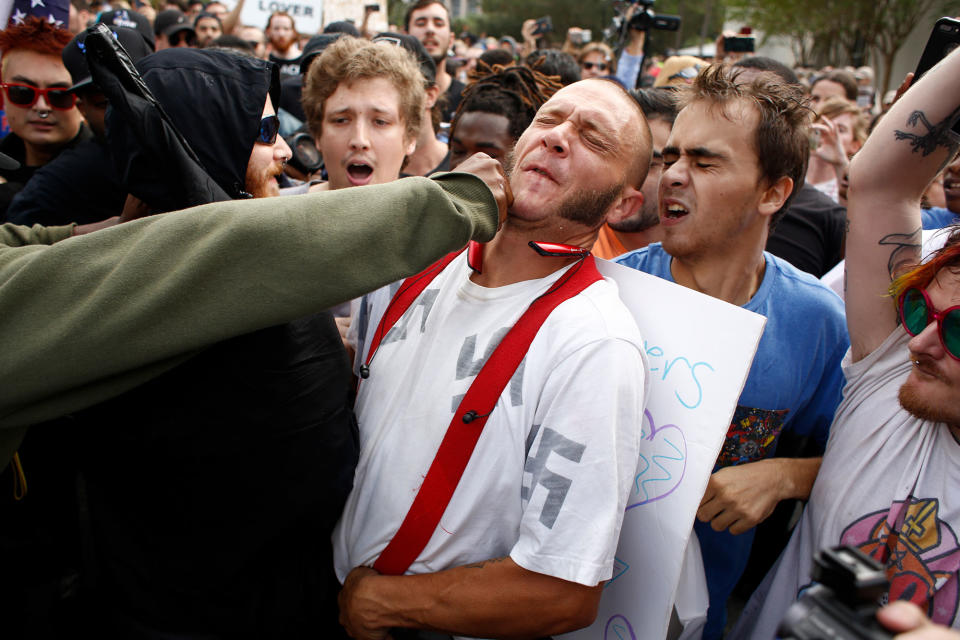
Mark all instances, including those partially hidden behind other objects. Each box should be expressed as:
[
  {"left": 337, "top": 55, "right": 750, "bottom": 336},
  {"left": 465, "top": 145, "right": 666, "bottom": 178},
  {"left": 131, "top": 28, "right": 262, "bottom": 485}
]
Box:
[
  {"left": 1, "top": 82, "right": 76, "bottom": 110},
  {"left": 257, "top": 115, "right": 280, "bottom": 145},
  {"left": 898, "top": 286, "right": 960, "bottom": 360},
  {"left": 582, "top": 61, "right": 608, "bottom": 72},
  {"left": 170, "top": 31, "right": 197, "bottom": 47}
]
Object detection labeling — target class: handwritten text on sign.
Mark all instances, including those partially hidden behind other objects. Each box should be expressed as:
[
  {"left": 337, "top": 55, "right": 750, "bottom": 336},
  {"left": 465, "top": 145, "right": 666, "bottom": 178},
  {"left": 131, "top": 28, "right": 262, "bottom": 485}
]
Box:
[{"left": 560, "top": 260, "right": 764, "bottom": 640}]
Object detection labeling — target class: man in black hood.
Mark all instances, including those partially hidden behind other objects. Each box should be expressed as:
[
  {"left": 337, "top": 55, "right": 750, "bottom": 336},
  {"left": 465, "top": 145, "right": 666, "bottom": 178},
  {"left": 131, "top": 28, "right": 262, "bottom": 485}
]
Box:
[
  {"left": 48, "top": 48, "right": 360, "bottom": 639},
  {"left": 111, "top": 46, "right": 291, "bottom": 210}
]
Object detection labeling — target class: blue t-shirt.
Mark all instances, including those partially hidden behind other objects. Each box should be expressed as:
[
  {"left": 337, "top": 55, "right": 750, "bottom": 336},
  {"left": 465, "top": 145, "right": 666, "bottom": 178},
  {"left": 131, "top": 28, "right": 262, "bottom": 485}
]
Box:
[
  {"left": 615, "top": 244, "right": 849, "bottom": 639},
  {"left": 921, "top": 207, "right": 958, "bottom": 230}
]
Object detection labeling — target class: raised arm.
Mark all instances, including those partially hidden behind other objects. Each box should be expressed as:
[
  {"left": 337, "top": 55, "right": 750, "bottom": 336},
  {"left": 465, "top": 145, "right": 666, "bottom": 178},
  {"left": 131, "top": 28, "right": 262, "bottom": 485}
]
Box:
[
  {"left": 221, "top": 0, "right": 244, "bottom": 35},
  {"left": 0, "top": 168, "right": 503, "bottom": 448},
  {"left": 845, "top": 47, "right": 960, "bottom": 361}
]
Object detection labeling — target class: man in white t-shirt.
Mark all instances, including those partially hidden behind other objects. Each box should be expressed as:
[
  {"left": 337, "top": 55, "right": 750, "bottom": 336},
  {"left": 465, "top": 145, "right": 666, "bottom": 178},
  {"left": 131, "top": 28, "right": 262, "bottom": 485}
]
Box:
[
  {"left": 335, "top": 78, "right": 652, "bottom": 640},
  {"left": 731, "top": 46, "right": 960, "bottom": 638}
]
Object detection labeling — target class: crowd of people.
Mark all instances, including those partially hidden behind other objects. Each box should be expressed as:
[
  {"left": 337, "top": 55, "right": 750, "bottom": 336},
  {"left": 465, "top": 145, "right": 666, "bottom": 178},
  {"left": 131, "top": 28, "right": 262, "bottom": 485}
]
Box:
[{"left": 1, "top": 1, "right": 959, "bottom": 639}]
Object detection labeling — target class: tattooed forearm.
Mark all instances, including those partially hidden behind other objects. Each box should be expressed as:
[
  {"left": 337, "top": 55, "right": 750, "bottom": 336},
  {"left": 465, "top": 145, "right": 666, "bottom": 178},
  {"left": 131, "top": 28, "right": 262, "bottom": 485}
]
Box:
[
  {"left": 463, "top": 556, "right": 509, "bottom": 570},
  {"left": 894, "top": 105, "right": 960, "bottom": 160},
  {"left": 879, "top": 228, "right": 922, "bottom": 279}
]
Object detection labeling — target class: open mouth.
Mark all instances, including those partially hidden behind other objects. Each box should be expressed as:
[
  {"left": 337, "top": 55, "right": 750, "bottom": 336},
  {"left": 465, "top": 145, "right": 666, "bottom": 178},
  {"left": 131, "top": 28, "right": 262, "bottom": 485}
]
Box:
[
  {"left": 526, "top": 166, "right": 554, "bottom": 182},
  {"left": 663, "top": 203, "right": 689, "bottom": 219},
  {"left": 347, "top": 162, "right": 374, "bottom": 182}
]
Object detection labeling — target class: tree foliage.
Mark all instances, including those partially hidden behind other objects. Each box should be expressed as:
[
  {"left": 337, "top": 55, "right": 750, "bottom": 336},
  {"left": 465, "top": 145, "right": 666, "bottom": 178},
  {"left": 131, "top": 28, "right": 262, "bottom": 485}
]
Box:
[{"left": 726, "top": 0, "right": 959, "bottom": 94}]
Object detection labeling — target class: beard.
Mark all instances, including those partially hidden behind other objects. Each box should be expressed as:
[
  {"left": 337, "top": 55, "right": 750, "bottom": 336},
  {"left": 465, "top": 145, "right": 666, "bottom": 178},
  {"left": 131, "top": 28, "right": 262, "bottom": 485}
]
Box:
[
  {"left": 245, "top": 161, "right": 284, "bottom": 199},
  {"left": 898, "top": 368, "right": 960, "bottom": 428},
  {"left": 504, "top": 149, "right": 624, "bottom": 229},
  {"left": 270, "top": 33, "right": 297, "bottom": 53},
  {"left": 608, "top": 200, "right": 659, "bottom": 233},
  {"left": 557, "top": 183, "right": 625, "bottom": 228}
]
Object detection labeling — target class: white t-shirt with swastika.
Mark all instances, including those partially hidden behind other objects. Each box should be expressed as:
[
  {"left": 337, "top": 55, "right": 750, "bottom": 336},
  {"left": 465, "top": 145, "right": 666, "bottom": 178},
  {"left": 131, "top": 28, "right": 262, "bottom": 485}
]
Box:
[{"left": 333, "top": 253, "right": 648, "bottom": 587}]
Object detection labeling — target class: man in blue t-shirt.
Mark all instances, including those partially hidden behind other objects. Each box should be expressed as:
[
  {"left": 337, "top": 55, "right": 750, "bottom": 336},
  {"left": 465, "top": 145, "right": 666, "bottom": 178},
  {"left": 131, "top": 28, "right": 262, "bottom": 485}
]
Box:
[{"left": 616, "top": 65, "right": 849, "bottom": 639}]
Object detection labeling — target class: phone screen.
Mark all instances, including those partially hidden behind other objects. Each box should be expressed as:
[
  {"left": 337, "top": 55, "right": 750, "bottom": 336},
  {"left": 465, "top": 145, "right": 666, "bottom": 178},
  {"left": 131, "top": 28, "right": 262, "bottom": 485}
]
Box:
[
  {"left": 912, "top": 18, "right": 960, "bottom": 134},
  {"left": 723, "top": 36, "right": 755, "bottom": 53}
]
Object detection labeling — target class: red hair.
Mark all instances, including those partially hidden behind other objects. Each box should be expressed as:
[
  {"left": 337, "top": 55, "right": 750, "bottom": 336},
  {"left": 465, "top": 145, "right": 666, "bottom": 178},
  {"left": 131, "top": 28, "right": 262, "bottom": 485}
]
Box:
[
  {"left": 0, "top": 16, "right": 72, "bottom": 57},
  {"left": 890, "top": 226, "right": 960, "bottom": 303}
]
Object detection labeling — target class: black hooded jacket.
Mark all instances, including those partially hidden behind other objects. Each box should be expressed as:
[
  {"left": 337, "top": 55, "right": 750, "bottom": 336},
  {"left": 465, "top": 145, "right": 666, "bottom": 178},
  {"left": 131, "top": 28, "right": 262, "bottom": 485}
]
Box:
[
  {"left": 106, "top": 47, "right": 280, "bottom": 209},
  {"left": 64, "top": 48, "right": 356, "bottom": 638}
]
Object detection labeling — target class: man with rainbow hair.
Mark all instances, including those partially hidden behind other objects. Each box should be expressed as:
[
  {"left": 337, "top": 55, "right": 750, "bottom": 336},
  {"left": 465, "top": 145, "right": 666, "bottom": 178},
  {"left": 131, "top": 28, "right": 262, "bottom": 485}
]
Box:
[{"left": 732, "top": 45, "right": 960, "bottom": 638}]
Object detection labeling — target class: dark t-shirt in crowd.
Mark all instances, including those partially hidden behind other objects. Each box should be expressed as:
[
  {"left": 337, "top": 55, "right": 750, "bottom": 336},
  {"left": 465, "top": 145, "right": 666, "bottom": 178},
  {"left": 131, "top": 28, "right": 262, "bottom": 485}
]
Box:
[
  {"left": 0, "top": 124, "right": 92, "bottom": 218},
  {"left": 766, "top": 182, "right": 846, "bottom": 278},
  {"left": 269, "top": 51, "right": 303, "bottom": 78},
  {"left": 6, "top": 139, "right": 126, "bottom": 226},
  {"left": 441, "top": 77, "right": 465, "bottom": 123}
]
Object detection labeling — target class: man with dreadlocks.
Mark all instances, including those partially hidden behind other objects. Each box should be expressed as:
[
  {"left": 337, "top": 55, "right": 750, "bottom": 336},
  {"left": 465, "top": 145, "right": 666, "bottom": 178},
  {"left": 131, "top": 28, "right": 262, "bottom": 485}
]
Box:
[
  {"left": 448, "top": 63, "right": 561, "bottom": 170},
  {"left": 732, "top": 44, "right": 960, "bottom": 639}
]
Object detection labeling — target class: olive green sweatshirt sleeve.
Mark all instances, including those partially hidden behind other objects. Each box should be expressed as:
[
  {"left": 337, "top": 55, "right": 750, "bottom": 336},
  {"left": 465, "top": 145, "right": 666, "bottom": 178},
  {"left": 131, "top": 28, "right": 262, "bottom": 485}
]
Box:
[
  {"left": 0, "top": 222, "right": 74, "bottom": 246},
  {"left": 0, "top": 173, "right": 497, "bottom": 463}
]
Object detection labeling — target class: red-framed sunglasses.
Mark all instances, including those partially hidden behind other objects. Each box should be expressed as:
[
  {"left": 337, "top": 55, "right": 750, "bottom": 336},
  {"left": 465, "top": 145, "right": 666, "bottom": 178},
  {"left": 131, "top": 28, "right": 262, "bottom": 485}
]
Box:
[
  {"left": 1, "top": 82, "right": 77, "bottom": 110},
  {"left": 898, "top": 286, "right": 960, "bottom": 361}
]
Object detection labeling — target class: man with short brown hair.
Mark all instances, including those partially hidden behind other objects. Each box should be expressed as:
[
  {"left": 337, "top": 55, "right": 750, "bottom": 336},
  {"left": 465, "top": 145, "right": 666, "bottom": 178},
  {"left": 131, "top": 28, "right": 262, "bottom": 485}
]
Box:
[
  {"left": 404, "top": 0, "right": 462, "bottom": 122},
  {"left": 302, "top": 36, "right": 423, "bottom": 191},
  {"left": 616, "top": 65, "right": 849, "bottom": 639}
]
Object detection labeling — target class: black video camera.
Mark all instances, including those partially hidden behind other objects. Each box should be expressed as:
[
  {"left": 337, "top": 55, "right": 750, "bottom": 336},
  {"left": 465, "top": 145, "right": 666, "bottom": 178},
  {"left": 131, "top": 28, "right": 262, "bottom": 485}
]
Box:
[
  {"left": 628, "top": 0, "right": 681, "bottom": 32},
  {"left": 777, "top": 546, "right": 893, "bottom": 640}
]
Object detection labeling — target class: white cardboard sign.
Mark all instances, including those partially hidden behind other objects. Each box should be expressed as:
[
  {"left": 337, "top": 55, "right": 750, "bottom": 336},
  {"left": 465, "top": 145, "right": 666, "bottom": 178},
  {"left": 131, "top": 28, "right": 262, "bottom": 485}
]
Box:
[
  {"left": 221, "top": 0, "right": 323, "bottom": 36},
  {"left": 560, "top": 260, "right": 766, "bottom": 640}
]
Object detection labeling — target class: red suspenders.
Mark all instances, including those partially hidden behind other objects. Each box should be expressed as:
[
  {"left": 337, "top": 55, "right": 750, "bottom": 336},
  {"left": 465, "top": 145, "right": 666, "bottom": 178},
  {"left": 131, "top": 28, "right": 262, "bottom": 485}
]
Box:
[{"left": 362, "top": 241, "right": 603, "bottom": 575}]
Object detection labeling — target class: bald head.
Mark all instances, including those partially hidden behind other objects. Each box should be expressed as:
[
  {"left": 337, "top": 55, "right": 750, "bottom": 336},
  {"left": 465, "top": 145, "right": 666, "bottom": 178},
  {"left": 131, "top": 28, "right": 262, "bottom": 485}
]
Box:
[{"left": 546, "top": 78, "right": 652, "bottom": 187}]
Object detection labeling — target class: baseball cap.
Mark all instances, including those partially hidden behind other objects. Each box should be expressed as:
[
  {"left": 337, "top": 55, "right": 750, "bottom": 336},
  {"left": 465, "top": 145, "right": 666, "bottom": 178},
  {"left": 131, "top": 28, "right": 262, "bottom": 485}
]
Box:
[
  {"left": 654, "top": 55, "right": 705, "bottom": 88},
  {"left": 63, "top": 26, "right": 155, "bottom": 92},
  {"left": 98, "top": 9, "right": 156, "bottom": 49},
  {"left": 373, "top": 32, "right": 437, "bottom": 86},
  {"left": 155, "top": 9, "right": 196, "bottom": 39},
  {"left": 300, "top": 33, "right": 342, "bottom": 75}
]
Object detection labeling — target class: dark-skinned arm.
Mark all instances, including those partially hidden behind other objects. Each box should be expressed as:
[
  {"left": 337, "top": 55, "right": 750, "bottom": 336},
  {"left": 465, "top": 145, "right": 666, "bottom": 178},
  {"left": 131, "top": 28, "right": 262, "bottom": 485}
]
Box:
[{"left": 339, "top": 557, "right": 602, "bottom": 640}]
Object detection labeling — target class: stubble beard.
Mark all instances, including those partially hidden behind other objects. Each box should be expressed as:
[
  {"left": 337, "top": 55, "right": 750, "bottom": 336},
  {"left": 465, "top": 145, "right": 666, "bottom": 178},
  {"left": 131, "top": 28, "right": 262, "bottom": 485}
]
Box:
[
  {"left": 503, "top": 150, "right": 623, "bottom": 229},
  {"left": 608, "top": 201, "right": 659, "bottom": 233},
  {"left": 557, "top": 184, "right": 624, "bottom": 228}
]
